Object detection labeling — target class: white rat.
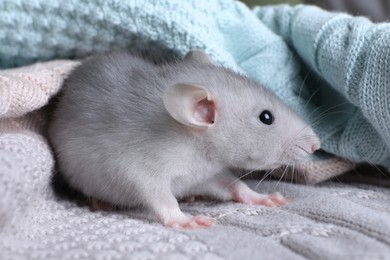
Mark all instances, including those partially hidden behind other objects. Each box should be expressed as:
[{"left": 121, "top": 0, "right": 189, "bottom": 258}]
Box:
[{"left": 49, "top": 50, "right": 320, "bottom": 228}]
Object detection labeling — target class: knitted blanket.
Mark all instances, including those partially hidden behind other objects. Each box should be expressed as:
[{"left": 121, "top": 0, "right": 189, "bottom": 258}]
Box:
[
  {"left": 1, "top": 1, "right": 390, "bottom": 171},
  {"left": 1, "top": 0, "right": 390, "bottom": 259}
]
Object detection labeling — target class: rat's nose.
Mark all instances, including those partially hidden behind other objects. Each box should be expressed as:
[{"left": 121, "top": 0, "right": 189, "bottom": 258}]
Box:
[{"left": 311, "top": 143, "right": 320, "bottom": 153}]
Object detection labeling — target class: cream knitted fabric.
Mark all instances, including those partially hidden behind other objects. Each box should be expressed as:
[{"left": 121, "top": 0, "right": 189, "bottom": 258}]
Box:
[
  {"left": 0, "top": 61, "right": 78, "bottom": 118},
  {"left": 0, "top": 60, "right": 78, "bottom": 229}
]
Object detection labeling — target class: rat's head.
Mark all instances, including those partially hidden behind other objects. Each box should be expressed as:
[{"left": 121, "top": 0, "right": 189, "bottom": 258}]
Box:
[{"left": 163, "top": 50, "right": 320, "bottom": 170}]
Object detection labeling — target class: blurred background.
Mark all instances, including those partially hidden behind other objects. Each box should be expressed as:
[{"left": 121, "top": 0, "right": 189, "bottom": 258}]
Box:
[
  {"left": 242, "top": 0, "right": 300, "bottom": 6},
  {"left": 240, "top": 0, "right": 390, "bottom": 22}
]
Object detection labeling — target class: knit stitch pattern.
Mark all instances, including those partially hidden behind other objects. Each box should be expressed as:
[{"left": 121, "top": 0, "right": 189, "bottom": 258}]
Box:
[
  {"left": 1, "top": 0, "right": 389, "bottom": 169},
  {"left": 1, "top": 1, "right": 390, "bottom": 259},
  {"left": 254, "top": 4, "right": 390, "bottom": 168}
]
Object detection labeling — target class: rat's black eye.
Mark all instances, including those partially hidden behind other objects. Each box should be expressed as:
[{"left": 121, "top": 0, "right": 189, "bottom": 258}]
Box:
[{"left": 259, "top": 110, "right": 273, "bottom": 125}]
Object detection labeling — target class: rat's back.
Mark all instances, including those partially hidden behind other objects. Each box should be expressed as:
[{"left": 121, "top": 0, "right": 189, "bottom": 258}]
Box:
[
  {"left": 58, "top": 51, "right": 166, "bottom": 129},
  {"left": 49, "top": 52, "right": 173, "bottom": 203}
]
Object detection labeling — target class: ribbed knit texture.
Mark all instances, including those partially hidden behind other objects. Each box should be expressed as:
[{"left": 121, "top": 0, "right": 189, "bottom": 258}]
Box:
[
  {"left": 254, "top": 4, "right": 390, "bottom": 168},
  {"left": 1, "top": 1, "right": 390, "bottom": 258},
  {"left": 1, "top": 1, "right": 389, "bottom": 169}
]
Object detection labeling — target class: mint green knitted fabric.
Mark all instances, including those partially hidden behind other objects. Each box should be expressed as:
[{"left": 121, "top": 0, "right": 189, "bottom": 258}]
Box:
[
  {"left": 254, "top": 4, "right": 390, "bottom": 168},
  {"left": 0, "top": 1, "right": 389, "bottom": 169}
]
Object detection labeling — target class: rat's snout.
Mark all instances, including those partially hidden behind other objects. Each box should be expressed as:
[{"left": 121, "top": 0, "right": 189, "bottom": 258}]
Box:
[
  {"left": 311, "top": 132, "right": 321, "bottom": 153},
  {"left": 283, "top": 128, "right": 321, "bottom": 162},
  {"left": 300, "top": 125, "right": 321, "bottom": 155},
  {"left": 310, "top": 142, "right": 321, "bottom": 154},
  {"left": 303, "top": 133, "right": 321, "bottom": 155}
]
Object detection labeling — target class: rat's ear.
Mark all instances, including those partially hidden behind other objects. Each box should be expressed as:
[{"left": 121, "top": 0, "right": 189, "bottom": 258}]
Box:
[
  {"left": 163, "top": 83, "right": 216, "bottom": 129},
  {"left": 184, "top": 50, "right": 213, "bottom": 64}
]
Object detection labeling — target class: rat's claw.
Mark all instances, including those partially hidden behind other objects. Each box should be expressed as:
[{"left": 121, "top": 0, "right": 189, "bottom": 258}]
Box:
[
  {"left": 251, "top": 193, "right": 287, "bottom": 207},
  {"left": 269, "top": 192, "right": 288, "bottom": 206},
  {"left": 194, "top": 215, "right": 215, "bottom": 227},
  {"left": 254, "top": 197, "right": 277, "bottom": 207},
  {"left": 232, "top": 186, "right": 287, "bottom": 207},
  {"left": 165, "top": 215, "right": 215, "bottom": 229}
]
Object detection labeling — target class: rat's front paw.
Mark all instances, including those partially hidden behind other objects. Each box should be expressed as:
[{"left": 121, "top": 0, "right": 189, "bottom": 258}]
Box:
[
  {"left": 165, "top": 215, "right": 215, "bottom": 229},
  {"left": 232, "top": 187, "right": 287, "bottom": 207}
]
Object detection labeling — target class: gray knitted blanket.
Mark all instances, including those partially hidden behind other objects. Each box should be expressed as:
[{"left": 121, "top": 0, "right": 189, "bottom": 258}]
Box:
[{"left": 2, "top": 170, "right": 390, "bottom": 259}]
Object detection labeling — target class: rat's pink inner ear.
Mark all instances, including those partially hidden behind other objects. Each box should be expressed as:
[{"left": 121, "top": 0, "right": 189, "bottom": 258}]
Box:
[
  {"left": 163, "top": 83, "right": 216, "bottom": 129},
  {"left": 194, "top": 98, "right": 216, "bottom": 125}
]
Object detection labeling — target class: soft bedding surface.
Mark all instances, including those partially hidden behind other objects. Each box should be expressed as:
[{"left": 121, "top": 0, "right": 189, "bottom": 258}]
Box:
[
  {"left": 1, "top": 0, "right": 390, "bottom": 170},
  {"left": 1, "top": 0, "right": 390, "bottom": 259},
  {"left": 2, "top": 165, "right": 390, "bottom": 260}
]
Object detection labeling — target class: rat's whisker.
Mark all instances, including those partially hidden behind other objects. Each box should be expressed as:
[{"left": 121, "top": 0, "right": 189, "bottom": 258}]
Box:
[
  {"left": 254, "top": 147, "right": 292, "bottom": 189},
  {"left": 301, "top": 164, "right": 309, "bottom": 185},
  {"left": 309, "top": 111, "right": 352, "bottom": 128},
  {"left": 291, "top": 163, "right": 295, "bottom": 185},
  {"left": 255, "top": 167, "right": 278, "bottom": 189},
  {"left": 298, "top": 69, "right": 312, "bottom": 99},
  {"left": 294, "top": 135, "right": 322, "bottom": 144},
  {"left": 273, "top": 162, "right": 290, "bottom": 192},
  {"left": 303, "top": 83, "right": 325, "bottom": 107},
  {"left": 308, "top": 103, "right": 352, "bottom": 125},
  {"left": 227, "top": 167, "right": 261, "bottom": 188},
  {"left": 356, "top": 150, "right": 390, "bottom": 181},
  {"left": 295, "top": 145, "right": 310, "bottom": 155},
  {"left": 308, "top": 101, "right": 350, "bottom": 121}
]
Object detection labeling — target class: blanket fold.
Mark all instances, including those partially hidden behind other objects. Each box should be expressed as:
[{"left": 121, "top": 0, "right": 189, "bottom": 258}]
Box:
[
  {"left": 1, "top": 1, "right": 390, "bottom": 258},
  {"left": 1, "top": 1, "right": 389, "bottom": 170},
  {"left": 255, "top": 4, "right": 390, "bottom": 167}
]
